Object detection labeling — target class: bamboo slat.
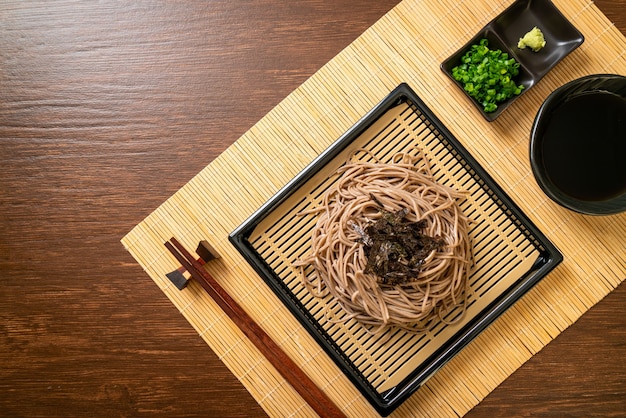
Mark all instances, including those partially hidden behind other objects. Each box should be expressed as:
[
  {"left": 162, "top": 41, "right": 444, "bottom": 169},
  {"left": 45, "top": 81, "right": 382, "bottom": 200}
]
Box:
[{"left": 122, "top": 0, "right": 626, "bottom": 416}]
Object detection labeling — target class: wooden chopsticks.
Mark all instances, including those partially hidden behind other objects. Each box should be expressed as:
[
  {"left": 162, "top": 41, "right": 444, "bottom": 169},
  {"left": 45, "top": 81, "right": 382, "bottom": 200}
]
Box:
[{"left": 164, "top": 237, "right": 346, "bottom": 418}]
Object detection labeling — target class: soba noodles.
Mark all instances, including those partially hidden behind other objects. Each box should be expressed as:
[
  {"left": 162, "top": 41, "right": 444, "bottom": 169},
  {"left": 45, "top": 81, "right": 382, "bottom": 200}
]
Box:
[{"left": 297, "top": 150, "right": 471, "bottom": 333}]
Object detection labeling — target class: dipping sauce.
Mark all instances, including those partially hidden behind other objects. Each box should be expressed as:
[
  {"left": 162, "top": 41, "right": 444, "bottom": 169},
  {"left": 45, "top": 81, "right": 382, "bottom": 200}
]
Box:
[{"left": 541, "top": 91, "right": 626, "bottom": 202}]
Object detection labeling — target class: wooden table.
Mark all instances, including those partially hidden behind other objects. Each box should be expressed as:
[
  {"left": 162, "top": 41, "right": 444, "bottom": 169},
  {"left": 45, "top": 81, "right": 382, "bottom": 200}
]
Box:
[{"left": 2, "top": 1, "right": 624, "bottom": 416}]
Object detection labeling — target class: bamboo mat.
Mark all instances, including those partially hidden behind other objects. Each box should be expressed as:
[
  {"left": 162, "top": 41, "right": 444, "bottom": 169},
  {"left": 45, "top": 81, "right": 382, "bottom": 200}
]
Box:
[{"left": 122, "top": 0, "right": 626, "bottom": 416}]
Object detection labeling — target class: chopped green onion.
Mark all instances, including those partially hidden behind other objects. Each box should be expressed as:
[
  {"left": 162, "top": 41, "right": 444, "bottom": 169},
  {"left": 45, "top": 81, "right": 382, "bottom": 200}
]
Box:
[{"left": 451, "top": 39, "right": 524, "bottom": 113}]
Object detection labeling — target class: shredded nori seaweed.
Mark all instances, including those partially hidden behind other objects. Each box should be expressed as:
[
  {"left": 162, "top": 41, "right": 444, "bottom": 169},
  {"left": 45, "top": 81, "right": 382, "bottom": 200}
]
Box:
[{"left": 356, "top": 204, "right": 444, "bottom": 285}]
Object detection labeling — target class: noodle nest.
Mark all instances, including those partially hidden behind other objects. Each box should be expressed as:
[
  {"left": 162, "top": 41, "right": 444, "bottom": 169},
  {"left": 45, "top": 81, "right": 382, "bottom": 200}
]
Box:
[{"left": 298, "top": 151, "right": 471, "bottom": 333}]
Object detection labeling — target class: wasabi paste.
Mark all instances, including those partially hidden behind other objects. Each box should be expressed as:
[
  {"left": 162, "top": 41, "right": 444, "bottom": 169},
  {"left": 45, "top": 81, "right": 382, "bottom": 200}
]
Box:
[{"left": 518, "top": 27, "right": 546, "bottom": 52}]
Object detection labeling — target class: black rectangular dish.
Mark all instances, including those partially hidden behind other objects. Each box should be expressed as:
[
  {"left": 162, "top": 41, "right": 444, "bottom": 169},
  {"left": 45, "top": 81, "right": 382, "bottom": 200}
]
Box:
[
  {"left": 229, "top": 83, "right": 562, "bottom": 416},
  {"left": 441, "top": 0, "right": 584, "bottom": 121}
]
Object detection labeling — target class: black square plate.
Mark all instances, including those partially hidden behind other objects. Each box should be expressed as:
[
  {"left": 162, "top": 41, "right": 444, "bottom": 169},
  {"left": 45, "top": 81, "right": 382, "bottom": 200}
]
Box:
[
  {"left": 441, "top": 0, "right": 584, "bottom": 121},
  {"left": 230, "top": 83, "right": 562, "bottom": 415}
]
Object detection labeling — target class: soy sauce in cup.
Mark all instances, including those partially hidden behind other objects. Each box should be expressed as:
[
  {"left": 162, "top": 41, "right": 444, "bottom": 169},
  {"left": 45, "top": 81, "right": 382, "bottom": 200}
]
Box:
[
  {"left": 541, "top": 90, "right": 626, "bottom": 202},
  {"left": 531, "top": 74, "right": 626, "bottom": 215}
]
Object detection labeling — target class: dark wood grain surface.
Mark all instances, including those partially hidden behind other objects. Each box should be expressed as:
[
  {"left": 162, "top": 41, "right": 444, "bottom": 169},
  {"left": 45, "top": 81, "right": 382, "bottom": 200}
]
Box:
[{"left": 1, "top": 1, "right": 624, "bottom": 417}]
